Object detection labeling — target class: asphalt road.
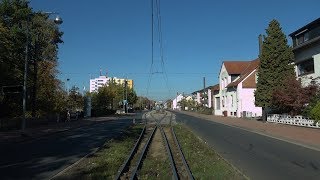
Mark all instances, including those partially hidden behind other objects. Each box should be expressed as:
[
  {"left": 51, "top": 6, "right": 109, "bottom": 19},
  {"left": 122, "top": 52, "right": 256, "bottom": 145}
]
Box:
[
  {"left": 173, "top": 111, "right": 320, "bottom": 180},
  {"left": 0, "top": 118, "right": 133, "bottom": 180}
]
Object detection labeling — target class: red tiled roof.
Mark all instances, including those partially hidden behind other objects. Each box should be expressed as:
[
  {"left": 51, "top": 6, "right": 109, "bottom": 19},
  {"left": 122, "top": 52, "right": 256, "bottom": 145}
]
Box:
[
  {"left": 210, "top": 84, "right": 220, "bottom": 91},
  {"left": 227, "top": 58, "right": 260, "bottom": 88},
  {"left": 242, "top": 72, "right": 257, "bottom": 88},
  {"left": 192, "top": 83, "right": 219, "bottom": 94},
  {"left": 223, "top": 61, "right": 251, "bottom": 74}
]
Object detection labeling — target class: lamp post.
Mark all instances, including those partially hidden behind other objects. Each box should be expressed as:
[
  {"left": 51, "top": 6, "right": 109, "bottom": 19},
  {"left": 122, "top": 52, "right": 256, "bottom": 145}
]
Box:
[{"left": 21, "top": 12, "right": 63, "bottom": 131}]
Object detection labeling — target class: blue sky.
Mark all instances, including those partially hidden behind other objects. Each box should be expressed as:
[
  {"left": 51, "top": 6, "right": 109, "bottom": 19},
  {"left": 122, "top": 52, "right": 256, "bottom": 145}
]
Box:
[{"left": 30, "top": 0, "right": 319, "bottom": 101}]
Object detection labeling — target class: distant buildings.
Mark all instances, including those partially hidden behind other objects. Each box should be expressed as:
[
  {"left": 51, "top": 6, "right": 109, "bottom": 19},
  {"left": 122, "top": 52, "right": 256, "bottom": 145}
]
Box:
[
  {"left": 172, "top": 94, "right": 184, "bottom": 110},
  {"left": 289, "top": 18, "right": 320, "bottom": 86},
  {"left": 89, "top": 75, "right": 133, "bottom": 93},
  {"left": 191, "top": 84, "right": 219, "bottom": 108},
  {"left": 172, "top": 18, "right": 320, "bottom": 119}
]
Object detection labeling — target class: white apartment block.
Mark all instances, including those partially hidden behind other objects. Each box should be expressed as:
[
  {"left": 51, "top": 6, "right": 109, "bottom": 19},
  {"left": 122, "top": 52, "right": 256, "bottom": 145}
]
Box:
[{"left": 89, "top": 76, "right": 133, "bottom": 93}]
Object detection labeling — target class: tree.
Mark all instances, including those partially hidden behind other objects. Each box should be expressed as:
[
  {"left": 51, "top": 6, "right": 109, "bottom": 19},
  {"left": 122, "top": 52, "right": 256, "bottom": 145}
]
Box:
[
  {"left": 29, "top": 12, "right": 63, "bottom": 117},
  {"left": 90, "top": 81, "right": 138, "bottom": 116},
  {"left": 134, "top": 96, "right": 153, "bottom": 110},
  {"left": 0, "top": 0, "right": 31, "bottom": 117},
  {"left": 67, "top": 86, "right": 84, "bottom": 111},
  {"left": 254, "top": 19, "right": 295, "bottom": 120},
  {"left": 127, "top": 88, "right": 138, "bottom": 106},
  {"left": 178, "top": 98, "right": 197, "bottom": 111},
  {"left": 35, "top": 60, "right": 66, "bottom": 116},
  {"left": 271, "top": 76, "right": 318, "bottom": 115},
  {"left": 0, "top": 0, "right": 64, "bottom": 118}
]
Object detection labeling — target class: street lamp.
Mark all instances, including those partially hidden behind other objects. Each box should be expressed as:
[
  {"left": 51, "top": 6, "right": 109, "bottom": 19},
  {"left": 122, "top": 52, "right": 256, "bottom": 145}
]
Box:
[
  {"left": 22, "top": 12, "right": 63, "bottom": 131},
  {"left": 54, "top": 15, "right": 63, "bottom": 24}
]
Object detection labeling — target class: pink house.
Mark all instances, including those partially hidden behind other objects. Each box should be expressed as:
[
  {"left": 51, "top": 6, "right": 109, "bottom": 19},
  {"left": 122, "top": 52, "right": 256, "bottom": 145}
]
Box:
[{"left": 214, "top": 59, "right": 262, "bottom": 117}]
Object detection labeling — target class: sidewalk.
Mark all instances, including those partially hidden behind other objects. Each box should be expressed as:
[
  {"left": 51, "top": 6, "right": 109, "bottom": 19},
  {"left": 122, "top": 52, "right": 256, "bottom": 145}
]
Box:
[{"left": 177, "top": 110, "right": 320, "bottom": 151}]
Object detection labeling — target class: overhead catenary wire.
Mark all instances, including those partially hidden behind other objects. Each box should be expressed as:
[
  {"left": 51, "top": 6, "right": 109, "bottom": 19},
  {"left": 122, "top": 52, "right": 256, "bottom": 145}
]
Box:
[
  {"left": 155, "top": 0, "right": 171, "bottom": 96},
  {"left": 146, "top": 0, "right": 154, "bottom": 97},
  {"left": 146, "top": 0, "right": 172, "bottom": 100}
]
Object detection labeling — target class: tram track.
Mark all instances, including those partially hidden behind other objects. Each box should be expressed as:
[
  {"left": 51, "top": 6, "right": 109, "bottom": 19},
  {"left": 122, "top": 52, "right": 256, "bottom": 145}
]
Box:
[{"left": 116, "top": 111, "right": 193, "bottom": 179}]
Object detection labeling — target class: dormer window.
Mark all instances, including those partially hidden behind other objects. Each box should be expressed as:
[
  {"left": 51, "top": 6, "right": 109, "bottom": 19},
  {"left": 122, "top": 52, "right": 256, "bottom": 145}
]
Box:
[{"left": 296, "top": 31, "right": 309, "bottom": 45}]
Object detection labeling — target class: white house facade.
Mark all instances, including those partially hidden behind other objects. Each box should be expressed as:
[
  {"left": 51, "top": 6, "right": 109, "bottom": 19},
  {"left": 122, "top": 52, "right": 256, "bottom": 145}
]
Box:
[
  {"left": 172, "top": 94, "right": 184, "bottom": 110},
  {"left": 214, "top": 59, "right": 262, "bottom": 117}
]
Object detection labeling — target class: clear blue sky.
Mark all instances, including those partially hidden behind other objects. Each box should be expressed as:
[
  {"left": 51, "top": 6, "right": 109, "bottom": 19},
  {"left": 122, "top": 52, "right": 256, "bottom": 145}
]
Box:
[{"left": 30, "top": 0, "right": 319, "bottom": 101}]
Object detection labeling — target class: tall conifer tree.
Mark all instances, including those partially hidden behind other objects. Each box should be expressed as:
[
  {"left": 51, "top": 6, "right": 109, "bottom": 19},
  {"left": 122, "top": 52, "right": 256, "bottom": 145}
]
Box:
[{"left": 255, "top": 19, "right": 295, "bottom": 119}]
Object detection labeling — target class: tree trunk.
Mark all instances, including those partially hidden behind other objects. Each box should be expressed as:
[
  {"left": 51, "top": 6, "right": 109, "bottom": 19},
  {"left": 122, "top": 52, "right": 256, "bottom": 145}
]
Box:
[{"left": 262, "top": 107, "right": 267, "bottom": 122}]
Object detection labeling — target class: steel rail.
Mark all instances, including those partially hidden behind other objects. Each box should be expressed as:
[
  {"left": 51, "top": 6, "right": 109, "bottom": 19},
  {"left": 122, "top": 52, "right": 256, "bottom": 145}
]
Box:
[
  {"left": 156, "top": 118, "right": 179, "bottom": 180},
  {"left": 114, "top": 125, "right": 146, "bottom": 180},
  {"left": 171, "top": 127, "right": 194, "bottom": 180},
  {"left": 150, "top": 111, "right": 167, "bottom": 124},
  {"left": 130, "top": 125, "right": 157, "bottom": 180}
]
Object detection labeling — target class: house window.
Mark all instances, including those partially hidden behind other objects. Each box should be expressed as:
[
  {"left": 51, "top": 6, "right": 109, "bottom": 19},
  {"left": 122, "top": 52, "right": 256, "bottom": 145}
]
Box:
[
  {"left": 225, "top": 96, "right": 228, "bottom": 108},
  {"left": 231, "top": 95, "right": 233, "bottom": 107},
  {"left": 309, "top": 26, "right": 320, "bottom": 40},
  {"left": 231, "top": 74, "right": 239, "bottom": 82},
  {"left": 222, "top": 96, "right": 224, "bottom": 107},
  {"left": 297, "top": 58, "right": 314, "bottom": 76}
]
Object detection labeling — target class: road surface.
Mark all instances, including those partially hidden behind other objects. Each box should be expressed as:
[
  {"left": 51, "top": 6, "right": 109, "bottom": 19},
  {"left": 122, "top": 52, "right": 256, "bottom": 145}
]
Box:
[
  {"left": 0, "top": 118, "right": 133, "bottom": 180},
  {"left": 173, "top": 111, "right": 320, "bottom": 180}
]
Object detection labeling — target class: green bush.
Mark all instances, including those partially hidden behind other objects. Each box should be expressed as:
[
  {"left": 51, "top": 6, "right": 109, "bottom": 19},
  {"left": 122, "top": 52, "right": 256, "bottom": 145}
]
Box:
[
  {"left": 310, "top": 101, "right": 320, "bottom": 123},
  {"left": 198, "top": 107, "right": 213, "bottom": 115}
]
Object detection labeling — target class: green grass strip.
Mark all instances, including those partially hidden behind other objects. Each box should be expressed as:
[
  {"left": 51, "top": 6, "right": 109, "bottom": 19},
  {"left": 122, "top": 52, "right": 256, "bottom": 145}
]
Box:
[
  {"left": 174, "top": 124, "right": 246, "bottom": 180},
  {"left": 57, "top": 124, "right": 143, "bottom": 179}
]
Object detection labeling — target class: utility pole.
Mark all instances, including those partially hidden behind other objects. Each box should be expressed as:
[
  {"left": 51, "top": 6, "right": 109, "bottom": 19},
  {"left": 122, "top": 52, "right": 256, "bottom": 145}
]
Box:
[
  {"left": 123, "top": 80, "right": 125, "bottom": 113},
  {"left": 203, "top": 77, "right": 206, "bottom": 106},
  {"left": 22, "top": 17, "right": 30, "bottom": 131},
  {"left": 125, "top": 79, "right": 128, "bottom": 113},
  {"left": 259, "top": 34, "right": 263, "bottom": 56}
]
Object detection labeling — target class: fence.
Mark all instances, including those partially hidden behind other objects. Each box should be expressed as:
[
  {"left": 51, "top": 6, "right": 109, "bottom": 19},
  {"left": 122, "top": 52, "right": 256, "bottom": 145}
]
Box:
[{"left": 267, "top": 114, "right": 320, "bottom": 128}]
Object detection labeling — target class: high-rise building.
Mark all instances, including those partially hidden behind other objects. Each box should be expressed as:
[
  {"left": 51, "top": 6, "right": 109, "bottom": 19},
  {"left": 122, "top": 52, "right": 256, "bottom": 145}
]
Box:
[{"left": 89, "top": 76, "right": 134, "bottom": 93}]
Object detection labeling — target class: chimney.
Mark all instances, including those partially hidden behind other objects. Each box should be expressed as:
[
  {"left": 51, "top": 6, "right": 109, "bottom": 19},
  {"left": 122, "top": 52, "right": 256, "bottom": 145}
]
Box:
[{"left": 258, "top": 34, "right": 263, "bottom": 56}]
